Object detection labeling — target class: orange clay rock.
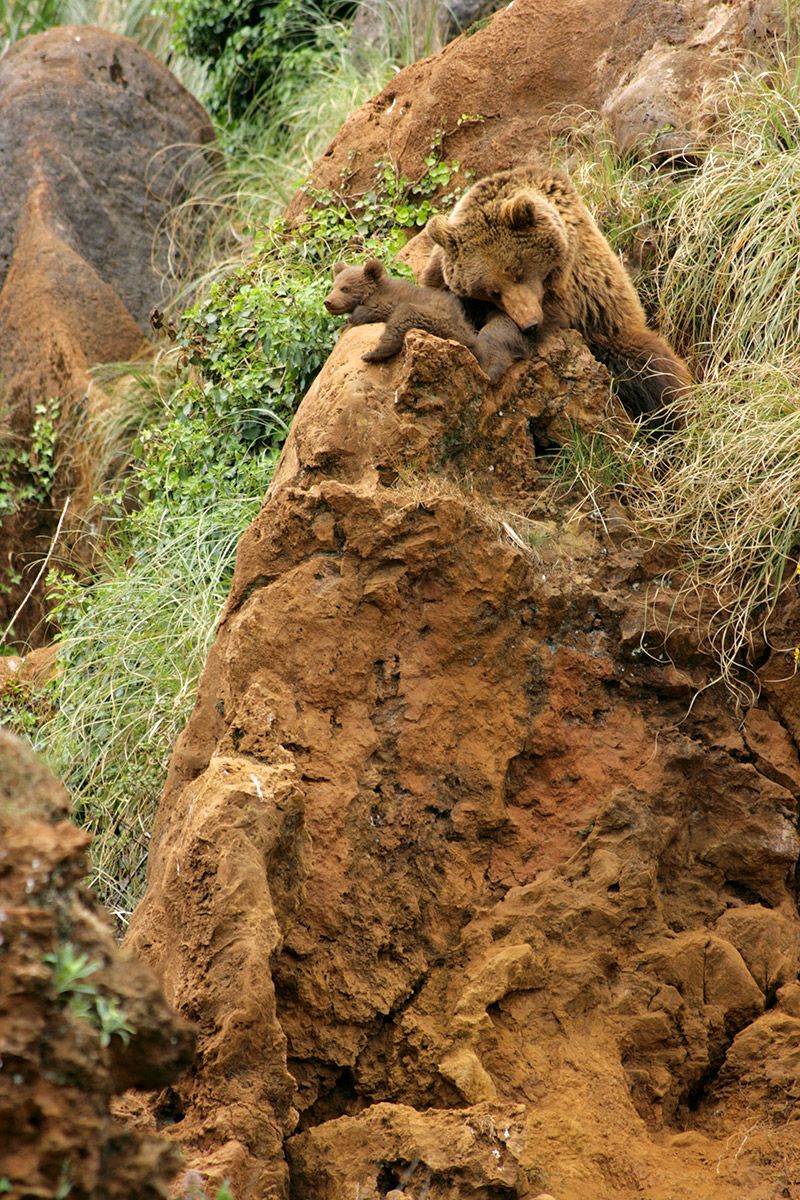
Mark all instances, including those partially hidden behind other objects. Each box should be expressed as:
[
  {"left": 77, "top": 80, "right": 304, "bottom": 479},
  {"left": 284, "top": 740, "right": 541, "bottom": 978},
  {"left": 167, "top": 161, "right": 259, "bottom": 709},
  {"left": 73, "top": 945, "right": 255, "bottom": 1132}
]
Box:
[
  {"left": 0, "top": 729, "right": 195, "bottom": 1198},
  {"left": 125, "top": 326, "right": 800, "bottom": 1200}
]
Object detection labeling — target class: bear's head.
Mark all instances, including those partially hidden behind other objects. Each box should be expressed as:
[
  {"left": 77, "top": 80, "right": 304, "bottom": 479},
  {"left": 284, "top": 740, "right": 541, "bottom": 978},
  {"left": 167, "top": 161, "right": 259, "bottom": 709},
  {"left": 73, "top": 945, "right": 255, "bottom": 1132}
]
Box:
[
  {"left": 425, "top": 191, "right": 569, "bottom": 332},
  {"left": 324, "top": 259, "right": 385, "bottom": 314}
]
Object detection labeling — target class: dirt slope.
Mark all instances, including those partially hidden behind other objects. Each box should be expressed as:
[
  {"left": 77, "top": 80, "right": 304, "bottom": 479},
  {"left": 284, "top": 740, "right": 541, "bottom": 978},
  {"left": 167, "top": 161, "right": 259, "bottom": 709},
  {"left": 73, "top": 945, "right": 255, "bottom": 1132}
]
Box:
[{"left": 125, "top": 324, "right": 800, "bottom": 1199}]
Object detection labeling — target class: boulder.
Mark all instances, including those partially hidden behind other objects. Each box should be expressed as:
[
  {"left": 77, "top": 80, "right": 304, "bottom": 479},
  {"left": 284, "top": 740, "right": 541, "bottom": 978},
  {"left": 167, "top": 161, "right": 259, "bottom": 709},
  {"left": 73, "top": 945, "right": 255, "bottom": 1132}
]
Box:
[
  {"left": 0, "top": 25, "right": 216, "bottom": 644},
  {"left": 288, "top": 0, "right": 784, "bottom": 220}
]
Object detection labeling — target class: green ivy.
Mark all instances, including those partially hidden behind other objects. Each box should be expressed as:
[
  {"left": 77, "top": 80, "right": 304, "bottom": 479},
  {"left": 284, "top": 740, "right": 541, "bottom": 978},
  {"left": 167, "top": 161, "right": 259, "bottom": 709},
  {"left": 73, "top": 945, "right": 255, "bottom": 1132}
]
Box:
[
  {"left": 168, "top": 146, "right": 469, "bottom": 500},
  {"left": 0, "top": 396, "right": 60, "bottom": 518}
]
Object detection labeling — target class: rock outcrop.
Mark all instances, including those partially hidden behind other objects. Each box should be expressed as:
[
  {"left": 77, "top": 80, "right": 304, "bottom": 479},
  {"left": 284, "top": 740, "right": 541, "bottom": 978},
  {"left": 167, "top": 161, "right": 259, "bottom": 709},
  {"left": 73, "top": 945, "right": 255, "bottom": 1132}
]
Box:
[
  {"left": 0, "top": 25, "right": 216, "bottom": 645},
  {"left": 0, "top": 729, "right": 195, "bottom": 1198},
  {"left": 125, "top": 322, "right": 800, "bottom": 1199},
  {"left": 289, "top": 0, "right": 784, "bottom": 221}
]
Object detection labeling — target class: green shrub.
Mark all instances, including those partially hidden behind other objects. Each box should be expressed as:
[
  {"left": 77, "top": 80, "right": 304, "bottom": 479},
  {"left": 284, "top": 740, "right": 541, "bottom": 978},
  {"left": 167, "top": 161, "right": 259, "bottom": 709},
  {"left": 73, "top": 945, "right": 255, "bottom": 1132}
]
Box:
[{"left": 170, "top": 0, "right": 356, "bottom": 119}]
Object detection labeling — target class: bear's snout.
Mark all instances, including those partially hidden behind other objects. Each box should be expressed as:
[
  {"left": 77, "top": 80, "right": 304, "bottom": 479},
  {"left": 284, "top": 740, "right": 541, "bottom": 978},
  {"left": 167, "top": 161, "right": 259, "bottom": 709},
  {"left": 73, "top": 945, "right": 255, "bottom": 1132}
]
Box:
[{"left": 498, "top": 283, "right": 544, "bottom": 333}]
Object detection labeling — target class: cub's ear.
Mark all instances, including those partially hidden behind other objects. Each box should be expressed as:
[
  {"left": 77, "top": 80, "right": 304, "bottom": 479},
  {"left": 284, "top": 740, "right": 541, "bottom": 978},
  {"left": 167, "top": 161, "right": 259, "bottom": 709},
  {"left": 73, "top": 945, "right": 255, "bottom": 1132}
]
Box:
[
  {"left": 499, "top": 192, "right": 540, "bottom": 230},
  {"left": 333, "top": 262, "right": 348, "bottom": 276},
  {"left": 363, "top": 258, "right": 385, "bottom": 280},
  {"left": 425, "top": 215, "right": 457, "bottom": 254}
]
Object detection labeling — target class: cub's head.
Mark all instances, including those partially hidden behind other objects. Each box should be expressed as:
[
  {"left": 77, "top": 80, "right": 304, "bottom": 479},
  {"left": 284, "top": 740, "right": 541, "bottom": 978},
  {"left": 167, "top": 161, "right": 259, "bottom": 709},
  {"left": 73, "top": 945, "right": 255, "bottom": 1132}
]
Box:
[
  {"left": 425, "top": 191, "right": 569, "bottom": 332},
  {"left": 324, "top": 259, "right": 385, "bottom": 314}
]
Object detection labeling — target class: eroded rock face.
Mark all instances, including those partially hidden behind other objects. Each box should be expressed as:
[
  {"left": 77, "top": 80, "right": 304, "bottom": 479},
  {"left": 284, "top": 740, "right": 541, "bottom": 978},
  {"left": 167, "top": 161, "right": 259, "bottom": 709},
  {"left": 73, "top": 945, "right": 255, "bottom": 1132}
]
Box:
[
  {"left": 126, "top": 324, "right": 800, "bottom": 1199},
  {"left": 288, "top": 0, "right": 784, "bottom": 220},
  {"left": 0, "top": 729, "right": 195, "bottom": 1198},
  {"left": 0, "top": 25, "right": 216, "bottom": 644}
]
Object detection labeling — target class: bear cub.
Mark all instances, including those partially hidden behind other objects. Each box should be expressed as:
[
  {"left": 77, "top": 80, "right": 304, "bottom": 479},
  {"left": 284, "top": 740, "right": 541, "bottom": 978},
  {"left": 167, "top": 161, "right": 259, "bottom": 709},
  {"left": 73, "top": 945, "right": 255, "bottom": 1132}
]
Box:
[
  {"left": 325, "top": 259, "right": 525, "bottom": 380},
  {"left": 324, "top": 259, "right": 479, "bottom": 364}
]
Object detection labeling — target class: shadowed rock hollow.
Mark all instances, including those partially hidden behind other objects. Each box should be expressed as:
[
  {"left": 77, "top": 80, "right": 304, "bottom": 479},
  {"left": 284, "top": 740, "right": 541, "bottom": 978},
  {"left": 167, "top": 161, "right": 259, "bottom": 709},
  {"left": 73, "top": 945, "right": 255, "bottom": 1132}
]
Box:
[
  {"left": 0, "top": 730, "right": 195, "bottom": 1198},
  {"left": 125, "top": 323, "right": 800, "bottom": 1200}
]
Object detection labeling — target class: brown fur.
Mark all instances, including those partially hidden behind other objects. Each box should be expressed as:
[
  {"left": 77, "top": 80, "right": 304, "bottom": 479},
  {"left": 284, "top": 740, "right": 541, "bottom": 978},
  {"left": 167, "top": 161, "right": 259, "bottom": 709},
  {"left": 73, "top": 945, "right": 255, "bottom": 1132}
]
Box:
[
  {"left": 474, "top": 312, "right": 532, "bottom": 383},
  {"left": 324, "top": 259, "right": 477, "bottom": 363},
  {"left": 423, "top": 165, "right": 692, "bottom": 416}
]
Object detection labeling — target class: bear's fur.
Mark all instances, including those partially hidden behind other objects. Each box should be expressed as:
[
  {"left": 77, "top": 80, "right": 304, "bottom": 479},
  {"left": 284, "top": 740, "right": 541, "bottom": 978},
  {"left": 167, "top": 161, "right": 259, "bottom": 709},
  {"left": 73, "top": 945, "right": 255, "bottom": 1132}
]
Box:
[
  {"left": 474, "top": 312, "right": 532, "bottom": 382},
  {"left": 324, "top": 259, "right": 478, "bottom": 363},
  {"left": 422, "top": 164, "right": 691, "bottom": 416}
]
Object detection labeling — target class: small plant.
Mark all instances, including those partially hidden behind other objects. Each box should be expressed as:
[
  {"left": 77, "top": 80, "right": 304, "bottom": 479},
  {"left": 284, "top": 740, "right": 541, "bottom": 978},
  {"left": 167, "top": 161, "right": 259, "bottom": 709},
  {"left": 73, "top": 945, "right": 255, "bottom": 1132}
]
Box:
[
  {"left": 43, "top": 943, "right": 135, "bottom": 1046},
  {"left": 0, "top": 672, "right": 54, "bottom": 737},
  {"left": 44, "top": 943, "right": 102, "bottom": 998},
  {"left": 181, "top": 1170, "right": 235, "bottom": 1200},
  {"left": 93, "top": 995, "right": 136, "bottom": 1048},
  {"left": 0, "top": 396, "right": 60, "bottom": 518}
]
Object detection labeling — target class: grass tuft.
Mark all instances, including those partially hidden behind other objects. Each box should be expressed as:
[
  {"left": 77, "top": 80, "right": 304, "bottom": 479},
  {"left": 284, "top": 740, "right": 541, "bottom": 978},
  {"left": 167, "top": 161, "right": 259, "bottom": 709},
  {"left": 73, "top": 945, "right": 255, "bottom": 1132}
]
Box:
[
  {"left": 552, "top": 50, "right": 800, "bottom": 696},
  {"left": 36, "top": 499, "right": 264, "bottom": 922}
]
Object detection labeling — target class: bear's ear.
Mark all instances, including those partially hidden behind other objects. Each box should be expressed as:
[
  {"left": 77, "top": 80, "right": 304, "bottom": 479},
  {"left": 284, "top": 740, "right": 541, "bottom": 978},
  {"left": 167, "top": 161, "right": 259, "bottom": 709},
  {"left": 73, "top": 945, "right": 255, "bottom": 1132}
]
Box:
[
  {"left": 499, "top": 192, "right": 540, "bottom": 230},
  {"left": 363, "top": 258, "right": 385, "bottom": 280},
  {"left": 333, "top": 262, "right": 348, "bottom": 276},
  {"left": 425, "top": 215, "right": 458, "bottom": 254}
]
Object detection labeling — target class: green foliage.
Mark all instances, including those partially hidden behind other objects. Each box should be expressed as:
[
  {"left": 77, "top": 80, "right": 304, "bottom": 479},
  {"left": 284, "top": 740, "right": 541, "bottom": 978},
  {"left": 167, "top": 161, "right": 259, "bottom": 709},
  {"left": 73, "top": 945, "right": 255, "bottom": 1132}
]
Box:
[
  {"left": 40, "top": 494, "right": 263, "bottom": 921},
  {"left": 170, "top": 0, "right": 356, "bottom": 119},
  {"left": 0, "top": 397, "right": 60, "bottom": 519},
  {"left": 93, "top": 995, "right": 136, "bottom": 1047},
  {"left": 655, "top": 59, "right": 800, "bottom": 367},
  {"left": 173, "top": 143, "right": 467, "bottom": 466},
  {"left": 43, "top": 943, "right": 136, "bottom": 1046},
  {"left": 181, "top": 1172, "right": 235, "bottom": 1200},
  {"left": 44, "top": 942, "right": 101, "bottom": 996},
  {"left": 0, "top": 0, "right": 65, "bottom": 47}
]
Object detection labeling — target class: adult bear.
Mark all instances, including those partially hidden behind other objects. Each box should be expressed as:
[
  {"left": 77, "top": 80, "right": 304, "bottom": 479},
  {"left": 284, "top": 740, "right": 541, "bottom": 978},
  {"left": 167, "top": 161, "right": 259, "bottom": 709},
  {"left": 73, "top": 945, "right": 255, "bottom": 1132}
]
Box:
[{"left": 422, "top": 164, "right": 691, "bottom": 418}]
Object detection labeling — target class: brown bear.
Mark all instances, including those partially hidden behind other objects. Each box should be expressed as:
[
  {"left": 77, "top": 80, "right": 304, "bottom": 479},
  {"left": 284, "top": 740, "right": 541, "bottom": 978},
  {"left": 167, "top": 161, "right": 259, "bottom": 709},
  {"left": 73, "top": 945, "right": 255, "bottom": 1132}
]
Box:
[
  {"left": 324, "top": 259, "right": 478, "bottom": 363},
  {"left": 422, "top": 164, "right": 691, "bottom": 417}
]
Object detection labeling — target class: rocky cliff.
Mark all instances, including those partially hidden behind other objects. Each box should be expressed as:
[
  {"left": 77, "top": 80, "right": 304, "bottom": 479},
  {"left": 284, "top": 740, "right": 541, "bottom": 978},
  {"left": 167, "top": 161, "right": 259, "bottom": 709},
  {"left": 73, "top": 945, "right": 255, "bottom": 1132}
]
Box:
[
  {"left": 125, "top": 323, "right": 800, "bottom": 1199},
  {"left": 2, "top": 2, "right": 797, "bottom": 1197}
]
